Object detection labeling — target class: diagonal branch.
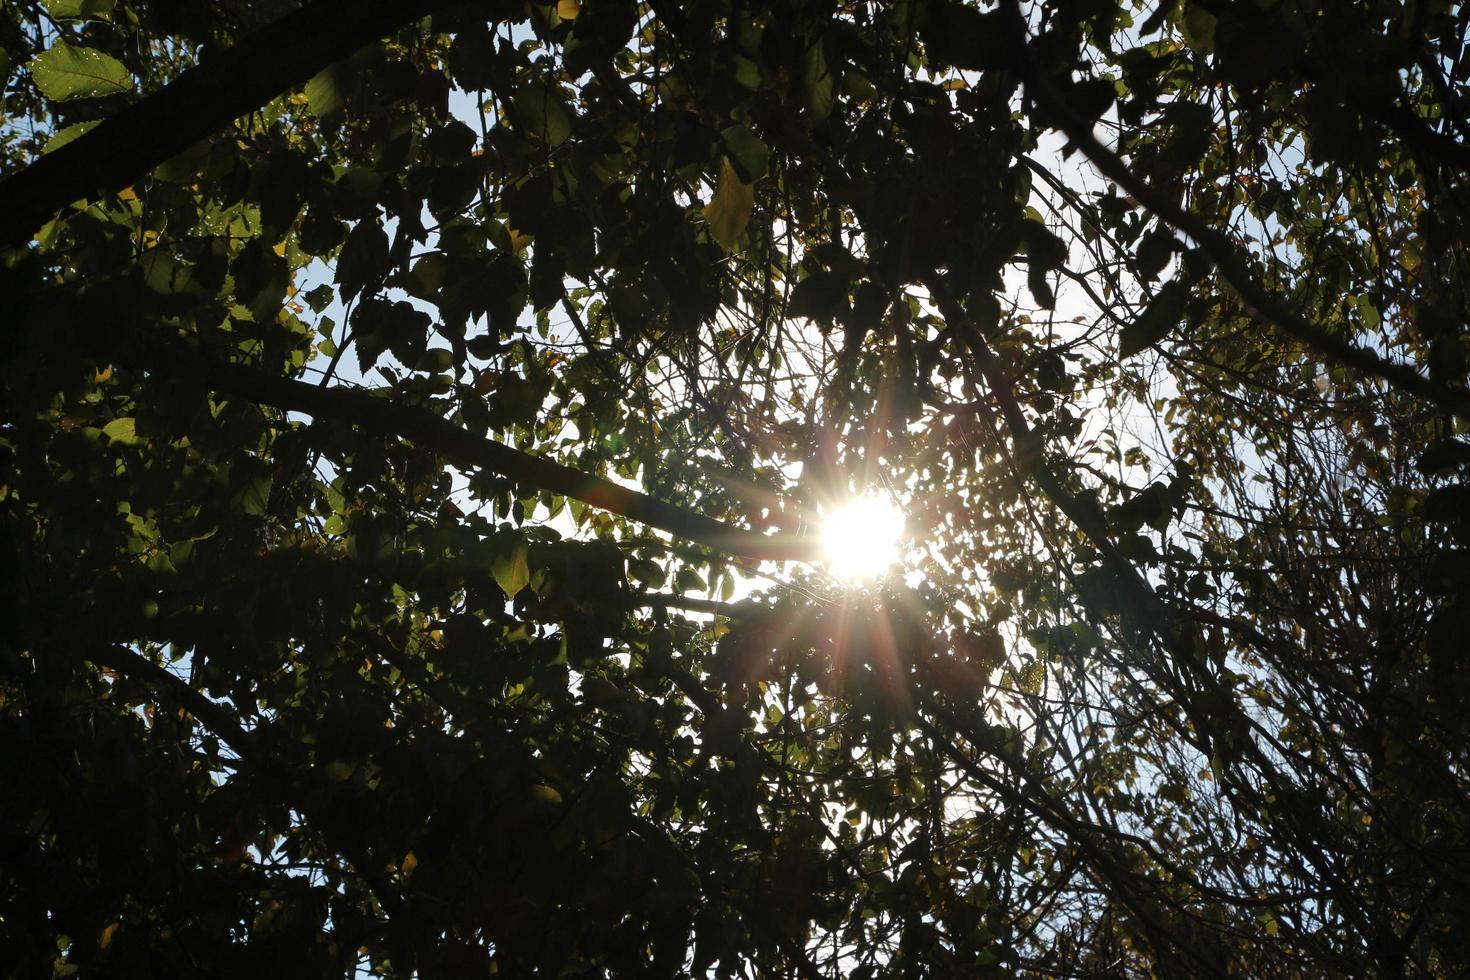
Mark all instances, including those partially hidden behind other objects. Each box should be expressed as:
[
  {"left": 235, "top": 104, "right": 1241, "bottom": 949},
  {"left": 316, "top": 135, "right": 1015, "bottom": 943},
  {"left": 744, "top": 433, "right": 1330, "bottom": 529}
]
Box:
[
  {"left": 119, "top": 341, "right": 818, "bottom": 563},
  {"left": 0, "top": 0, "right": 455, "bottom": 249},
  {"left": 997, "top": 0, "right": 1470, "bottom": 415}
]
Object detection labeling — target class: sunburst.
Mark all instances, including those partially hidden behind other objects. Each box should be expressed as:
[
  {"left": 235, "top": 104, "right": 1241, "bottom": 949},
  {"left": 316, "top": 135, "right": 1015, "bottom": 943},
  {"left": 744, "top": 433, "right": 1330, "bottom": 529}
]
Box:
[{"left": 820, "top": 492, "right": 906, "bottom": 582}]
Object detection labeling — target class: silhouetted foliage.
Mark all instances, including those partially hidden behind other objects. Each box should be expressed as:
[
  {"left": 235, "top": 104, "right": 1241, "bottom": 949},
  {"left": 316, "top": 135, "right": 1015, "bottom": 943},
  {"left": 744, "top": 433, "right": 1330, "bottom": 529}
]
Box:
[{"left": 3, "top": 0, "right": 1469, "bottom": 975}]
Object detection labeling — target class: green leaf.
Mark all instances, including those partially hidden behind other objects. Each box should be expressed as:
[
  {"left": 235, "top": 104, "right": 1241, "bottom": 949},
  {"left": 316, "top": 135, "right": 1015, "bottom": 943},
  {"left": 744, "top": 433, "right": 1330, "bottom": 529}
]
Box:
[
  {"left": 512, "top": 87, "right": 574, "bottom": 146},
  {"left": 1180, "top": 3, "right": 1218, "bottom": 53},
  {"left": 140, "top": 251, "right": 200, "bottom": 296},
  {"left": 29, "top": 42, "right": 131, "bottom": 101},
  {"left": 1356, "top": 294, "right": 1380, "bottom": 332},
  {"left": 1120, "top": 279, "right": 1187, "bottom": 357},
  {"left": 101, "top": 417, "right": 139, "bottom": 444},
  {"left": 802, "top": 41, "right": 835, "bottom": 123},
  {"left": 493, "top": 540, "right": 531, "bottom": 597},
  {"left": 305, "top": 65, "right": 347, "bottom": 118},
  {"left": 153, "top": 140, "right": 212, "bottom": 183},
  {"left": 232, "top": 471, "right": 273, "bottom": 517},
  {"left": 703, "top": 157, "right": 755, "bottom": 251},
  {"left": 720, "top": 124, "right": 770, "bottom": 182},
  {"left": 44, "top": 119, "right": 100, "bottom": 153},
  {"left": 42, "top": 0, "right": 114, "bottom": 20}
]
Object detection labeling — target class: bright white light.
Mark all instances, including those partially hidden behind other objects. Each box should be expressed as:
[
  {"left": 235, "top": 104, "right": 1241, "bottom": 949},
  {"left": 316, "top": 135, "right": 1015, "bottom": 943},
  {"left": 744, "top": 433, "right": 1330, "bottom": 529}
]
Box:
[{"left": 821, "top": 493, "right": 905, "bottom": 582}]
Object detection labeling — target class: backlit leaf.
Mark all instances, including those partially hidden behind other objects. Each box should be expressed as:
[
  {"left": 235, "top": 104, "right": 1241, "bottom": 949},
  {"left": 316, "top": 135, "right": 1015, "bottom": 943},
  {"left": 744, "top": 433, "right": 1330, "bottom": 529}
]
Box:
[
  {"left": 493, "top": 540, "right": 531, "bottom": 597},
  {"left": 101, "top": 417, "right": 139, "bottom": 444},
  {"left": 703, "top": 157, "right": 755, "bottom": 251},
  {"left": 42, "top": 0, "right": 114, "bottom": 19},
  {"left": 29, "top": 42, "right": 131, "bottom": 101},
  {"left": 44, "top": 120, "right": 100, "bottom": 153}
]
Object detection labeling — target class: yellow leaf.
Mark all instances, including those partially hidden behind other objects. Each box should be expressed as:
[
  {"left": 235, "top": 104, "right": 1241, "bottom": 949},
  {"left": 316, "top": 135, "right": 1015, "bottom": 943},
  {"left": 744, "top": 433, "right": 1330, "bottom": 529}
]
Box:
[
  {"left": 507, "top": 225, "right": 534, "bottom": 253},
  {"left": 400, "top": 851, "right": 419, "bottom": 877},
  {"left": 556, "top": 0, "right": 580, "bottom": 19},
  {"left": 528, "top": 783, "right": 563, "bottom": 805},
  {"left": 117, "top": 186, "right": 138, "bottom": 202},
  {"left": 99, "top": 922, "right": 119, "bottom": 950},
  {"left": 703, "top": 157, "right": 754, "bottom": 251}
]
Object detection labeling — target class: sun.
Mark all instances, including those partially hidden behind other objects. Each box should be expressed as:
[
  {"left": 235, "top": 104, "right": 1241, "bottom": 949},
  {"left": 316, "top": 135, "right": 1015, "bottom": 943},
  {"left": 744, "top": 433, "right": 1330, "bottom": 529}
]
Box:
[{"left": 821, "top": 493, "right": 906, "bottom": 582}]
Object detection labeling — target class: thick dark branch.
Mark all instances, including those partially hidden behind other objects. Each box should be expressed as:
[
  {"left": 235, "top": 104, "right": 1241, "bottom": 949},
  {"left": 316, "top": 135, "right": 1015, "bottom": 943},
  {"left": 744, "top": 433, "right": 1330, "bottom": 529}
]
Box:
[
  {"left": 0, "top": 0, "right": 452, "bottom": 249},
  {"left": 998, "top": 0, "right": 1470, "bottom": 415},
  {"left": 123, "top": 343, "right": 818, "bottom": 562}
]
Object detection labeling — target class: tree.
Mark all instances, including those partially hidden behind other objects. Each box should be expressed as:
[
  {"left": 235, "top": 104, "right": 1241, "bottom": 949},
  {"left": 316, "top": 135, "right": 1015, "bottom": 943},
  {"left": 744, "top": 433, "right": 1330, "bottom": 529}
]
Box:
[{"left": 2, "top": 0, "right": 1468, "bottom": 975}]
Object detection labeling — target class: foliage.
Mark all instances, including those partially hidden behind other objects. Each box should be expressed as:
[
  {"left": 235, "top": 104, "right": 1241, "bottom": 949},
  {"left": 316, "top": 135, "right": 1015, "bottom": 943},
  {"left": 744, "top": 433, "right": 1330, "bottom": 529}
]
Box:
[{"left": 2, "top": 0, "right": 1469, "bottom": 975}]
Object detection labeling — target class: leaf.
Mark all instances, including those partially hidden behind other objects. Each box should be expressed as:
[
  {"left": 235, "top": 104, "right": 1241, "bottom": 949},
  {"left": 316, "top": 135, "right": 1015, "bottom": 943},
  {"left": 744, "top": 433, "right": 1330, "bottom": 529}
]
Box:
[
  {"left": 232, "top": 470, "right": 273, "bottom": 517},
  {"left": 305, "top": 65, "right": 347, "bottom": 118},
  {"left": 101, "top": 417, "right": 139, "bottom": 444},
  {"left": 704, "top": 157, "right": 755, "bottom": 251},
  {"left": 493, "top": 540, "right": 531, "bottom": 597},
  {"left": 675, "top": 568, "right": 707, "bottom": 593},
  {"left": 1020, "top": 218, "right": 1067, "bottom": 309},
  {"left": 1120, "top": 279, "right": 1188, "bottom": 357},
  {"left": 400, "top": 852, "right": 419, "bottom": 877},
  {"left": 803, "top": 41, "right": 835, "bottom": 122},
  {"left": 527, "top": 783, "right": 563, "bottom": 805},
  {"left": 153, "top": 140, "right": 212, "bottom": 183},
  {"left": 44, "top": 119, "right": 100, "bottom": 153},
  {"left": 1181, "top": 3, "right": 1218, "bottom": 53},
  {"left": 556, "top": 0, "right": 580, "bottom": 19},
  {"left": 336, "top": 219, "right": 389, "bottom": 300},
  {"left": 512, "top": 87, "right": 575, "bottom": 146},
  {"left": 1136, "top": 226, "right": 1176, "bottom": 282},
  {"left": 43, "top": 0, "right": 114, "bottom": 20},
  {"left": 140, "top": 251, "right": 200, "bottom": 296},
  {"left": 1356, "top": 294, "right": 1380, "bottom": 332},
  {"left": 720, "top": 124, "right": 770, "bottom": 182},
  {"left": 788, "top": 270, "right": 849, "bottom": 326},
  {"left": 1110, "top": 483, "right": 1170, "bottom": 533},
  {"left": 29, "top": 42, "right": 131, "bottom": 101}
]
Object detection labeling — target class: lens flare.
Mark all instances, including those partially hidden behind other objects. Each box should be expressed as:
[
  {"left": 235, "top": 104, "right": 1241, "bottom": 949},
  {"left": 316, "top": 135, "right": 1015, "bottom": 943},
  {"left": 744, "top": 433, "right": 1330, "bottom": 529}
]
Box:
[{"left": 821, "top": 493, "right": 905, "bottom": 582}]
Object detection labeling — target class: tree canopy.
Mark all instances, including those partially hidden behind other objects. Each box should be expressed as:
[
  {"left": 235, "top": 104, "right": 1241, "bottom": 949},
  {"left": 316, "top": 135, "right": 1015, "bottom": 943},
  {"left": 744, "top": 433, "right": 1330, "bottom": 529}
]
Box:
[{"left": 3, "top": 0, "right": 1469, "bottom": 975}]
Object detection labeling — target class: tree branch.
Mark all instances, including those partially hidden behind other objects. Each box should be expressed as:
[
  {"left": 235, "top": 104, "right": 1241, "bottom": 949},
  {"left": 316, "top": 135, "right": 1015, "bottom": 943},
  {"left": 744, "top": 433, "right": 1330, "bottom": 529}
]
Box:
[
  {"left": 120, "top": 342, "right": 818, "bottom": 562},
  {"left": 0, "top": 0, "right": 455, "bottom": 249},
  {"left": 998, "top": 0, "right": 1470, "bottom": 415}
]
